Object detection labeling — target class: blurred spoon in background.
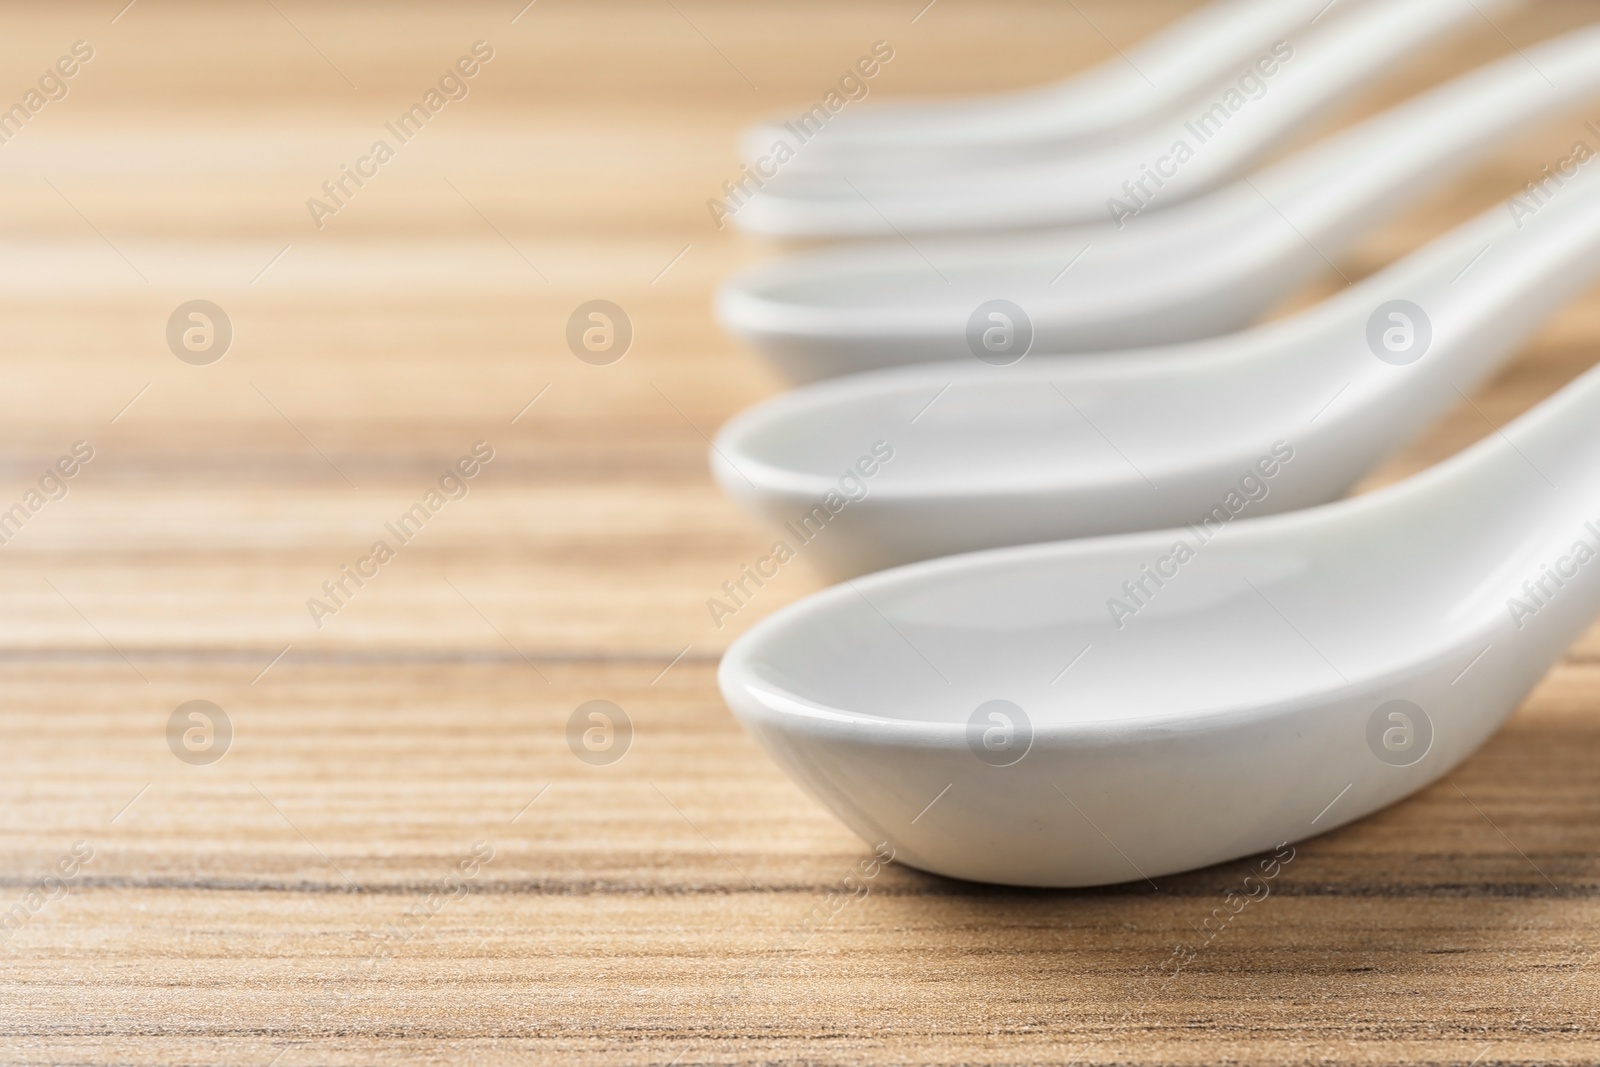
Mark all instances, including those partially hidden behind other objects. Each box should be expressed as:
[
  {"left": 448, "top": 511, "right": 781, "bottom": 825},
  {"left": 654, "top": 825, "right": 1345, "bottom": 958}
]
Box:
[
  {"left": 720, "top": 22, "right": 1600, "bottom": 382},
  {"left": 734, "top": 0, "right": 1515, "bottom": 237},
  {"left": 741, "top": 0, "right": 1343, "bottom": 175},
  {"left": 714, "top": 160, "right": 1600, "bottom": 575}
]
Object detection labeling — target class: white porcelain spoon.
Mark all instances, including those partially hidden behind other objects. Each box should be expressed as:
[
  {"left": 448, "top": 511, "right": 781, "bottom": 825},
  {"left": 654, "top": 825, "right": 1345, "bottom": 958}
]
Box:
[
  {"left": 739, "top": 0, "right": 1342, "bottom": 175},
  {"left": 734, "top": 0, "right": 1512, "bottom": 237},
  {"left": 719, "top": 357, "right": 1600, "bottom": 886},
  {"left": 720, "top": 23, "right": 1600, "bottom": 382},
  {"left": 713, "top": 157, "right": 1600, "bottom": 576}
]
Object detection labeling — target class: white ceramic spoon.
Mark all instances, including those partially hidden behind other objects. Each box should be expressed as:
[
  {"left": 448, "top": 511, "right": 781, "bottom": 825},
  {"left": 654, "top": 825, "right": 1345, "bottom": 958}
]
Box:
[
  {"left": 713, "top": 158, "right": 1600, "bottom": 576},
  {"left": 720, "top": 359, "right": 1600, "bottom": 886},
  {"left": 720, "top": 23, "right": 1600, "bottom": 382},
  {"left": 735, "top": 0, "right": 1511, "bottom": 237},
  {"left": 739, "top": 0, "right": 1341, "bottom": 175}
]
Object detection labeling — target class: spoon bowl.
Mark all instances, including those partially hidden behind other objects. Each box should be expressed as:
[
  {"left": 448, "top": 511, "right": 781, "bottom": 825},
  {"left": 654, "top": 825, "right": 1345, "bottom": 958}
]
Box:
[{"left": 720, "top": 364, "right": 1600, "bottom": 885}]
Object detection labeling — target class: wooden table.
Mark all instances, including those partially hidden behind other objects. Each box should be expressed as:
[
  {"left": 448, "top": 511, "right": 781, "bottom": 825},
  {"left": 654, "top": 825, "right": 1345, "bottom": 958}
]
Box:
[{"left": 4, "top": 1, "right": 1600, "bottom": 1063}]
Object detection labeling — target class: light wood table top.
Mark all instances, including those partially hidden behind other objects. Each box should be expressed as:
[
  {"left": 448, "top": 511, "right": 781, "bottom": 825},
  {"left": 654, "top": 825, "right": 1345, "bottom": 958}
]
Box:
[{"left": 4, "top": 1, "right": 1600, "bottom": 1063}]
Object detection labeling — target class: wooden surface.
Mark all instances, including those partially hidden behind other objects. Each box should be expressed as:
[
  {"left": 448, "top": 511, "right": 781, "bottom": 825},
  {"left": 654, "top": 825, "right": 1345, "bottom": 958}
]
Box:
[{"left": 5, "top": 2, "right": 1600, "bottom": 1063}]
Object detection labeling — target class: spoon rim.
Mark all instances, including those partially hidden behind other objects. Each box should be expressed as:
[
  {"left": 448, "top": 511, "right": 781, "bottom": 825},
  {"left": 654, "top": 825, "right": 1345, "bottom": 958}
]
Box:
[{"left": 720, "top": 487, "right": 1496, "bottom": 744}]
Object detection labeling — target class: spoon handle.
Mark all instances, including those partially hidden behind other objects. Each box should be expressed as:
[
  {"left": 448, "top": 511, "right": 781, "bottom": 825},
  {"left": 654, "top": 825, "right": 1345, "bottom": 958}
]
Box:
[
  {"left": 1172, "top": 0, "right": 1523, "bottom": 190},
  {"left": 735, "top": 0, "right": 1517, "bottom": 237},
  {"left": 770, "top": 0, "right": 1340, "bottom": 156},
  {"left": 1416, "top": 352, "right": 1600, "bottom": 666},
  {"left": 1436, "top": 166, "right": 1600, "bottom": 380},
  {"left": 1263, "top": 23, "right": 1600, "bottom": 249},
  {"left": 1298, "top": 162, "right": 1600, "bottom": 492}
]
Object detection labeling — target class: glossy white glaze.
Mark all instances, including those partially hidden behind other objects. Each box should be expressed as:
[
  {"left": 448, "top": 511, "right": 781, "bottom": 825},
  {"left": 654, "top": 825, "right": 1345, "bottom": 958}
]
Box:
[{"left": 720, "top": 362, "right": 1600, "bottom": 885}]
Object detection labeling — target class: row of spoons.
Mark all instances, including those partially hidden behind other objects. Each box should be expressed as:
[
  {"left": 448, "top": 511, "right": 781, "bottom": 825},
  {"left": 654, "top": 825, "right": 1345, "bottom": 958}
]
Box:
[
  {"left": 735, "top": 0, "right": 1515, "bottom": 236},
  {"left": 712, "top": 5, "right": 1600, "bottom": 887},
  {"left": 724, "top": 22, "right": 1600, "bottom": 379}
]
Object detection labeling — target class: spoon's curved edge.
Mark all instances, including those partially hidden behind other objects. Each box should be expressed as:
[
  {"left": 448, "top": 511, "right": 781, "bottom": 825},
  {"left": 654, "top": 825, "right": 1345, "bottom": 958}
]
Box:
[
  {"left": 716, "top": 555, "right": 1527, "bottom": 887},
  {"left": 719, "top": 642, "right": 1519, "bottom": 889}
]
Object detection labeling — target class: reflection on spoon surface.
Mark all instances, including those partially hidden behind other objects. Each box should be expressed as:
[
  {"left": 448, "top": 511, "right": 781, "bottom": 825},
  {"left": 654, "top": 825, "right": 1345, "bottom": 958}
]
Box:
[
  {"left": 720, "top": 360, "right": 1600, "bottom": 886},
  {"left": 713, "top": 161, "right": 1600, "bottom": 575}
]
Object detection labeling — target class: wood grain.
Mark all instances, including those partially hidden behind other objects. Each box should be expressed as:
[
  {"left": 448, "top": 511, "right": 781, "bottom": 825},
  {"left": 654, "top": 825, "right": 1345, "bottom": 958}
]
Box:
[{"left": 4, "top": 1, "right": 1600, "bottom": 1063}]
